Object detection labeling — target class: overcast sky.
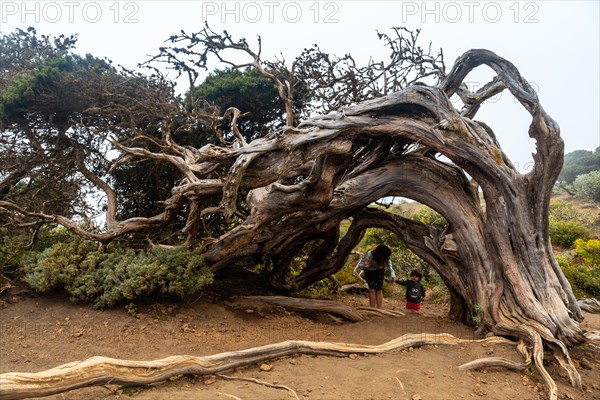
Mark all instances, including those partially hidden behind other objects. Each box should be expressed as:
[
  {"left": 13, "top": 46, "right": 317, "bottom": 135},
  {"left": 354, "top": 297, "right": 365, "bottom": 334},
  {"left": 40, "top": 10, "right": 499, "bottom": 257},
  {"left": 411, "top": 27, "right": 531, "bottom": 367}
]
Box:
[{"left": 1, "top": 0, "right": 598, "bottom": 171}]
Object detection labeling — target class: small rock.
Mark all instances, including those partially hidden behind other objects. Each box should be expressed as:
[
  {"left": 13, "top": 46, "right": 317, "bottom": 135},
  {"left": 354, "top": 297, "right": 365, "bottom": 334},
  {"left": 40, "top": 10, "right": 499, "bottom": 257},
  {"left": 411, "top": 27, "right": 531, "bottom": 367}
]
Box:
[
  {"left": 473, "top": 383, "right": 486, "bottom": 396},
  {"left": 349, "top": 353, "right": 358, "bottom": 360},
  {"left": 412, "top": 394, "right": 422, "bottom": 400},
  {"left": 260, "top": 363, "right": 272, "bottom": 372},
  {"left": 203, "top": 375, "right": 216, "bottom": 385}
]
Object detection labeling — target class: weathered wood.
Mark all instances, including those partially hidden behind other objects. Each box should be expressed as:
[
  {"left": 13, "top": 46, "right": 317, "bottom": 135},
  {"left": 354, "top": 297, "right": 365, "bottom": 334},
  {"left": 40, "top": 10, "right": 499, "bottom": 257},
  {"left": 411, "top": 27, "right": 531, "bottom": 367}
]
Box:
[
  {"left": 339, "top": 283, "right": 368, "bottom": 293},
  {"left": 242, "top": 296, "right": 366, "bottom": 322},
  {"left": 0, "top": 334, "right": 516, "bottom": 400},
  {"left": 578, "top": 298, "right": 600, "bottom": 313}
]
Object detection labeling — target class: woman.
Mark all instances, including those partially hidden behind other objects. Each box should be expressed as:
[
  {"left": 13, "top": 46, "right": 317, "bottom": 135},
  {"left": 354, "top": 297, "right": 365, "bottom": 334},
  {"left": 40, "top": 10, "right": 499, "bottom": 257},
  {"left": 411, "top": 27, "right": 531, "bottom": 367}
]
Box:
[{"left": 353, "top": 244, "right": 395, "bottom": 308}]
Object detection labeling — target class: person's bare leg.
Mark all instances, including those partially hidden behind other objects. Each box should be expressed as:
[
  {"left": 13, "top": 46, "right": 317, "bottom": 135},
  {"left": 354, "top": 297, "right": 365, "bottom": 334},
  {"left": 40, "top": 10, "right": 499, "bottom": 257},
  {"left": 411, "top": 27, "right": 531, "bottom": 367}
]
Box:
[
  {"left": 376, "top": 290, "right": 383, "bottom": 309},
  {"left": 368, "top": 289, "right": 377, "bottom": 308}
]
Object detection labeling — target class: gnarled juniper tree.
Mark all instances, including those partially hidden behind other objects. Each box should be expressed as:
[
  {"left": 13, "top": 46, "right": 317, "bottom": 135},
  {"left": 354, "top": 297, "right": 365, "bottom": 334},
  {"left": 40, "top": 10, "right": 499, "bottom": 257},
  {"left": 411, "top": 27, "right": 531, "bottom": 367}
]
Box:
[{"left": 1, "top": 26, "right": 591, "bottom": 399}]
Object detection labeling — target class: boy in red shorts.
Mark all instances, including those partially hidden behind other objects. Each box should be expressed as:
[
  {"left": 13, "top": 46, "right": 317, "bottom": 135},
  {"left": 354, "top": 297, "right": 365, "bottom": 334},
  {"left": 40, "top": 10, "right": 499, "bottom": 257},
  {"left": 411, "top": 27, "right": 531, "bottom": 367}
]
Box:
[{"left": 395, "top": 269, "right": 426, "bottom": 312}]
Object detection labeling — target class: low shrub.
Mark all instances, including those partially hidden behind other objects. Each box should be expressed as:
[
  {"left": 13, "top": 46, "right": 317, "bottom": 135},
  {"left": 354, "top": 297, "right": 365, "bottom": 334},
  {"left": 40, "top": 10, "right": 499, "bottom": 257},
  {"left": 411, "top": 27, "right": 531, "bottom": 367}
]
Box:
[
  {"left": 574, "top": 238, "right": 600, "bottom": 266},
  {"left": 22, "top": 238, "right": 212, "bottom": 308},
  {"left": 549, "top": 220, "right": 591, "bottom": 248},
  {"left": 556, "top": 252, "right": 600, "bottom": 298}
]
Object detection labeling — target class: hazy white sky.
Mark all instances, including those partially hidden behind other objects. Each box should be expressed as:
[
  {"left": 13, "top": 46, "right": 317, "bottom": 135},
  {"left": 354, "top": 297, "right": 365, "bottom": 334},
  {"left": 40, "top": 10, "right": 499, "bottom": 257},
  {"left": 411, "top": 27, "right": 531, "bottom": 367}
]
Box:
[{"left": 1, "top": 0, "right": 598, "bottom": 170}]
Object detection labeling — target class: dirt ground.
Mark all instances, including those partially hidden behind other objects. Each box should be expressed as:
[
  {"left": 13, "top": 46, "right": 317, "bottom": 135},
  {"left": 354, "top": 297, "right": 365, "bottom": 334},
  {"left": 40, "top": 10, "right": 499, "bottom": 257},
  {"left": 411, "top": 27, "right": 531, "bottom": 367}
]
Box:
[{"left": 1, "top": 287, "right": 599, "bottom": 400}]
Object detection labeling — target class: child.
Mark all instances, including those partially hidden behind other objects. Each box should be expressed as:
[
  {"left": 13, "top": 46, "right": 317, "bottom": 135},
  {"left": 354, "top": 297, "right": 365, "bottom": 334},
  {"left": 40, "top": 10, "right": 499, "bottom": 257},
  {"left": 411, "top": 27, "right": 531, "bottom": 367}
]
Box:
[
  {"left": 353, "top": 244, "right": 396, "bottom": 309},
  {"left": 395, "top": 269, "right": 426, "bottom": 312}
]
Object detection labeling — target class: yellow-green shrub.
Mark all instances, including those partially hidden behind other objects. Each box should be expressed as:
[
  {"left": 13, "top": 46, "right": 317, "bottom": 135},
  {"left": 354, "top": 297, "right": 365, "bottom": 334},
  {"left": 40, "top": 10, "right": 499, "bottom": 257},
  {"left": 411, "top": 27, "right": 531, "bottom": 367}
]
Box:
[
  {"left": 549, "top": 220, "right": 591, "bottom": 248},
  {"left": 556, "top": 253, "right": 600, "bottom": 298},
  {"left": 574, "top": 238, "right": 600, "bottom": 266}
]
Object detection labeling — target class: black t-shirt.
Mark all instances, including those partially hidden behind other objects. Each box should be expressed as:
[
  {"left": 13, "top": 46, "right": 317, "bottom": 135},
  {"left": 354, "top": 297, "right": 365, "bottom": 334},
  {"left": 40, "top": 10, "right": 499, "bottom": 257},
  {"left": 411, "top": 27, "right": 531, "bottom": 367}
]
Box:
[{"left": 396, "top": 279, "right": 426, "bottom": 303}]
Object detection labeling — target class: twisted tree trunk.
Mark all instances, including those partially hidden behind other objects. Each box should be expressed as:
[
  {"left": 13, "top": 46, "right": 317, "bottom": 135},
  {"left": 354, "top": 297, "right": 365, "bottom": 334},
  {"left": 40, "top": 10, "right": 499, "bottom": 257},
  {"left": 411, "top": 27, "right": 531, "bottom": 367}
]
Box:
[
  {"left": 1, "top": 48, "right": 587, "bottom": 399},
  {"left": 196, "top": 50, "right": 585, "bottom": 398}
]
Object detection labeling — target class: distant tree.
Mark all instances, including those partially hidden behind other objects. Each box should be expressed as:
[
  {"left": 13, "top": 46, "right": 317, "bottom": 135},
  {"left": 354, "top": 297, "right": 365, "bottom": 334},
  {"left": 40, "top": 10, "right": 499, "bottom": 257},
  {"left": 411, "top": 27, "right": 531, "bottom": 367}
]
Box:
[
  {"left": 193, "top": 68, "right": 306, "bottom": 142},
  {"left": 574, "top": 170, "right": 600, "bottom": 202},
  {"left": 0, "top": 28, "right": 113, "bottom": 220},
  {"left": 0, "top": 28, "right": 221, "bottom": 242},
  {"left": 558, "top": 147, "right": 600, "bottom": 184}
]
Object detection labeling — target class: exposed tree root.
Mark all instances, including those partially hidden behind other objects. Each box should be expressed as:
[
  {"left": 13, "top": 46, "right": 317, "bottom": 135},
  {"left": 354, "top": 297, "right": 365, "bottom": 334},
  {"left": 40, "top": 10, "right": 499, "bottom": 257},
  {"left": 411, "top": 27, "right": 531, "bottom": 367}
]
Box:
[
  {"left": 578, "top": 298, "right": 600, "bottom": 313},
  {"left": 241, "top": 296, "right": 367, "bottom": 322},
  {"left": 2, "top": 314, "right": 596, "bottom": 400},
  {"left": 355, "top": 307, "right": 406, "bottom": 317},
  {"left": 217, "top": 392, "right": 242, "bottom": 400},
  {"left": 484, "top": 318, "right": 588, "bottom": 400},
  {"left": 0, "top": 333, "right": 517, "bottom": 400},
  {"left": 240, "top": 296, "right": 405, "bottom": 321},
  {"left": 216, "top": 374, "right": 300, "bottom": 400},
  {"left": 584, "top": 330, "right": 600, "bottom": 341},
  {"left": 459, "top": 339, "right": 531, "bottom": 372}
]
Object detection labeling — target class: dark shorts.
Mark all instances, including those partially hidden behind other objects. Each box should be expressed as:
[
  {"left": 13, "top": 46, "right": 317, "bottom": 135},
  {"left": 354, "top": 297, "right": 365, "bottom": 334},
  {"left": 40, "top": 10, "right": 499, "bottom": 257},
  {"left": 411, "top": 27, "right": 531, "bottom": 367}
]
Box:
[
  {"left": 364, "top": 269, "right": 385, "bottom": 291},
  {"left": 406, "top": 301, "right": 421, "bottom": 311}
]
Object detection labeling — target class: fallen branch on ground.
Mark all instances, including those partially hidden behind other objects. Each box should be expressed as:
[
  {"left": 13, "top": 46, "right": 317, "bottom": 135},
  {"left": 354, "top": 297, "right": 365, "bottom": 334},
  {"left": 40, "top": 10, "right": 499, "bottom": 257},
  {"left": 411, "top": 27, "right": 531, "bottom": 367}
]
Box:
[
  {"left": 241, "top": 296, "right": 367, "bottom": 322},
  {"left": 0, "top": 333, "right": 516, "bottom": 400}
]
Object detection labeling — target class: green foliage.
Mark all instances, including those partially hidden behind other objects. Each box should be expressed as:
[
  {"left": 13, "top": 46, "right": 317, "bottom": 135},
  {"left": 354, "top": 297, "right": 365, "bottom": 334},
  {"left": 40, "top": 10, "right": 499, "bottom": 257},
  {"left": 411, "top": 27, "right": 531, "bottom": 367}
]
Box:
[
  {"left": 556, "top": 238, "right": 600, "bottom": 298},
  {"left": 573, "top": 170, "right": 600, "bottom": 202},
  {"left": 556, "top": 253, "right": 600, "bottom": 298},
  {"left": 409, "top": 206, "right": 448, "bottom": 231},
  {"left": 334, "top": 253, "right": 362, "bottom": 286},
  {"left": 193, "top": 68, "right": 288, "bottom": 141},
  {"left": 0, "top": 231, "right": 32, "bottom": 276},
  {"left": 548, "top": 199, "right": 595, "bottom": 248},
  {"left": 1, "top": 54, "right": 111, "bottom": 120},
  {"left": 574, "top": 238, "right": 600, "bottom": 266},
  {"left": 549, "top": 220, "right": 591, "bottom": 248},
  {"left": 472, "top": 302, "right": 484, "bottom": 328},
  {"left": 22, "top": 238, "right": 213, "bottom": 309},
  {"left": 549, "top": 200, "right": 583, "bottom": 221},
  {"left": 1, "top": 56, "right": 69, "bottom": 119},
  {"left": 119, "top": 385, "right": 150, "bottom": 395},
  {"left": 424, "top": 284, "right": 449, "bottom": 304},
  {"left": 558, "top": 147, "right": 600, "bottom": 184}
]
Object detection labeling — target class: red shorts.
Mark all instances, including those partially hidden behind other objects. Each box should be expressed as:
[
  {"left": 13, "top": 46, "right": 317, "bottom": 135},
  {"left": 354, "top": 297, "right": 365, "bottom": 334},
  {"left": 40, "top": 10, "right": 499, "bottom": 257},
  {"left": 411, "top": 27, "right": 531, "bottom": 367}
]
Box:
[{"left": 405, "top": 301, "right": 421, "bottom": 311}]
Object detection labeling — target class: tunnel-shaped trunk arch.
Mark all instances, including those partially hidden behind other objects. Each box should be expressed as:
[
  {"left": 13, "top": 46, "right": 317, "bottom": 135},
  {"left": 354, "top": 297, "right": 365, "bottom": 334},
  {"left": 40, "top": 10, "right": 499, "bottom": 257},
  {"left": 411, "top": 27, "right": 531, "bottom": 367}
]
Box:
[
  {"left": 3, "top": 48, "right": 591, "bottom": 399},
  {"left": 198, "top": 50, "right": 585, "bottom": 399}
]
